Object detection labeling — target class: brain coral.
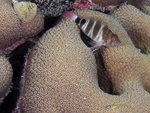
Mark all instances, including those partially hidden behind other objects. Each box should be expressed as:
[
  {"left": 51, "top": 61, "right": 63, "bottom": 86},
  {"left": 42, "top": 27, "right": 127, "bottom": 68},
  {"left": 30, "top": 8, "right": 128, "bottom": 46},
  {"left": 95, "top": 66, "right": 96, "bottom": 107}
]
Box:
[
  {"left": 0, "top": 55, "right": 12, "bottom": 101},
  {"left": 0, "top": 0, "right": 44, "bottom": 50},
  {"left": 21, "top": 10, "right": 150, "bottom": 112},
  {"left": 112, "top": 5, "right": 150, "bottom": 54}
]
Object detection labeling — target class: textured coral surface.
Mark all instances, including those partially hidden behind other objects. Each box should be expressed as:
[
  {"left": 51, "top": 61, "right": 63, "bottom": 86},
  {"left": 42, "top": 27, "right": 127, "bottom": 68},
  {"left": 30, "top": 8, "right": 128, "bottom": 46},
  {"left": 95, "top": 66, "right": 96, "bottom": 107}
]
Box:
[
  {"left": 0, "top": 55, "right": 12, "bottom": 100},
  {"left": 21, "top": 10, "right": 150, "bottom": 113},
  {"left": 91, "top": 0, "right": 126, "bottom": 6},
  {"left": 91, "top": 0, "right": 149, "bottom": 8},
  {"left": 112, "top": 5, "right": 150, "bottom": 54},
  {"left": 31, "top": 0, "right": 75, "bottom": 17},
  {"left": 0, "top": 0, "right": 149, "bottom": 112},
  {"left": 0, "top": 0, "right": 44, "bottom": 50}
]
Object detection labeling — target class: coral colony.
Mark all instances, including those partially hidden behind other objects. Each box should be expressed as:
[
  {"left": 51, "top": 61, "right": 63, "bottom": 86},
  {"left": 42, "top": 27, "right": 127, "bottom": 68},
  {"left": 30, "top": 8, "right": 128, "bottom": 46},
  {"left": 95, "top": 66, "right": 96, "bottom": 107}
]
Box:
[
  {"left": 31, "top": 0, "right": 75, "bottom": 16},
  {"left": 12, "top": 0, "right": 38, "bottom": 22},
  {"left": 0, "top": 0, "right": 150, "bottom": 113},
  {"left": 0, "top": 0, "right": 44, "bottom": 52}
]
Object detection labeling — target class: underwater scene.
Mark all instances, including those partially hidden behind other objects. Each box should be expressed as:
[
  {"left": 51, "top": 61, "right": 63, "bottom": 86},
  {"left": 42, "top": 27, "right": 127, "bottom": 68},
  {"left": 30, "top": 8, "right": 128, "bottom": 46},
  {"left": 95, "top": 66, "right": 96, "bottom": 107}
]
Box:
[{"left": 0, "top": 0, "right": 150, "bottom": 112}]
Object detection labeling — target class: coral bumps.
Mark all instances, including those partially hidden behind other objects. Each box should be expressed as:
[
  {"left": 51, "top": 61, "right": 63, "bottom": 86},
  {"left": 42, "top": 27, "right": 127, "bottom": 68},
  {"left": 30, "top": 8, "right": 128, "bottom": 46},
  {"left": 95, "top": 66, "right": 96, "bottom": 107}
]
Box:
[
  {"left": 0, "top": 55, "right": 12, "bottom": 101},
  {"left": 0, "top": 0, "right": 44, "bottom": 50},
  {"left": 31, "top": 0, "right": 75, "bottom": 17},
  {"left": 112, "top": 5, "right": 150, "bottom": 54},
  {"left": 21, "top": 10, "right": 150, "bottom": 112}
]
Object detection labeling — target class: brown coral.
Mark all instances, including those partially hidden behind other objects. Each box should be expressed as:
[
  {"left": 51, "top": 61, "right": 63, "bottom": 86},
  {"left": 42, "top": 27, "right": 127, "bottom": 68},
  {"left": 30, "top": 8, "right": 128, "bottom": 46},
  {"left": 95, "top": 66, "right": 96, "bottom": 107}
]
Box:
[
  {"left": 0, "top": 0, "right": 44, "bottom": 50},
  {"left": 112, "top": 5, "right": 150, "bottom": 54},
  {"left": 142, "top": 0, "right": 150, "bottom": 6},
  {"left": 0, "top": 55, "right": 13, "bottom": 101},
  {"left": 91, "top": 0, "right": 149, "bottom": 8},
  {"left": 21, "top": 10, "right": 150, "bottom": 112},
  {"left": 91, "top": 0, "right": 126, "bottom": 6}
]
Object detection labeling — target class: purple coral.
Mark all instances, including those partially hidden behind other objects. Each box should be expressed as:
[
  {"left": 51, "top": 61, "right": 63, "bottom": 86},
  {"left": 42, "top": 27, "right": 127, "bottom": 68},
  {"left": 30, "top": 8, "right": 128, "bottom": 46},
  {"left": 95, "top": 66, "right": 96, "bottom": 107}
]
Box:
[{"left": 73, "top": 0, "right": 92, "bottom": 10}]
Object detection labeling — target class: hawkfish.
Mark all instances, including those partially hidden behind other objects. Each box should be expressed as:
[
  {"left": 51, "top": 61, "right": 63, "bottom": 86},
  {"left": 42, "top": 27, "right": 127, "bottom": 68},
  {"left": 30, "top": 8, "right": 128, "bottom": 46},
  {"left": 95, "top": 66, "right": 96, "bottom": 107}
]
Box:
[{"left": 63, "top": 11, "right": 121, "bottom": 51}]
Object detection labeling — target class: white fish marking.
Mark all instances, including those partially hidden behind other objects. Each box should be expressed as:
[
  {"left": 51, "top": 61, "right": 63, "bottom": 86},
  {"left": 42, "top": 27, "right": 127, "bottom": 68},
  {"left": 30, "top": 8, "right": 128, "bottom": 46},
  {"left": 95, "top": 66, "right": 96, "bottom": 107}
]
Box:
[{"left": 63, "top": 11, "right": 121, "bottom": 51}]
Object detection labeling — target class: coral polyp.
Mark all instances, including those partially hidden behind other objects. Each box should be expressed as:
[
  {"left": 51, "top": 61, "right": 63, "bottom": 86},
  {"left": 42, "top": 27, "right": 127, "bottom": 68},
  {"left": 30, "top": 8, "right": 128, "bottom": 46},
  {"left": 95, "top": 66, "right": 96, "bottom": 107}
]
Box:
[
  {"left": 0, "top": 0, "right": 44, "bottom": 50},
  {"left": 13, "top": 1, "right": 37, "bottom": 22}
]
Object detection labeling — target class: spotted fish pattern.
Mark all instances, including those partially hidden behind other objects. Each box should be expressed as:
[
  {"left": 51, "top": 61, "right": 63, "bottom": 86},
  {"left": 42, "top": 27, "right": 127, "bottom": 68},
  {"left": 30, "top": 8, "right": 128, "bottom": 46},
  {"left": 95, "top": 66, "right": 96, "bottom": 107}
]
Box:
[{"left": 63, "top": 11, "right": 121, "bottom": 51}]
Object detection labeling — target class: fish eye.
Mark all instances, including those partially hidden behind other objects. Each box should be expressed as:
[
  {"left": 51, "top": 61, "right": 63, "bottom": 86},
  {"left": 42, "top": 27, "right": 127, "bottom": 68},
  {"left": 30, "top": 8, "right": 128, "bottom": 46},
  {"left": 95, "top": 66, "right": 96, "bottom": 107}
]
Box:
[{"left": 80, "top": 19, "right": 86, "bottom": 25}]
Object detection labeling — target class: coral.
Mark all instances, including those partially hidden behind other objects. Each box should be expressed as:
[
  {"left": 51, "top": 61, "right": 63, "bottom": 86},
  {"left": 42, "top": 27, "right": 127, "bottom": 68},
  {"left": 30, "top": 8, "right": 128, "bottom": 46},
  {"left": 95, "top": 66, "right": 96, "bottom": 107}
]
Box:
[
  {"left": 142, "top": 5, "right": 150, "bottom": 15},
  {"left": 74, "top": 0, "right": 150, "bottom": 11},
  {"left": 142, "top": 0, "right": 150, "bottom": 6},
  {"left": 21, "top": 10, "right": 150, "bottom": 112},
  {"left": 13, "top": 1, "right": 37, "bottom": 22},
  {"left": 91, "top": 0, "right": 126, "bottom": 6},
  {"left": 21, "top": 9, "right": 44, "bottom": 37},
  {"left": 91, "top": 0, "right": 149, "bottom": 8},
  {"left": 73, "top": 0, "right": 125, "bottom": 11},
  {"left": 0, "top": 55, "right": 13, "bottom": 101},
  {"left": 31, "top": 0, "right": 75, "bottom": 17},
  {"left": 127, "top": 0, "right": 144, "bottom": 8},
  {"left": 0, "top": 0, "right": 44, "bottom": 50},
  {"left": 112, "top": 5, "right": 150, "bottom": 54}
]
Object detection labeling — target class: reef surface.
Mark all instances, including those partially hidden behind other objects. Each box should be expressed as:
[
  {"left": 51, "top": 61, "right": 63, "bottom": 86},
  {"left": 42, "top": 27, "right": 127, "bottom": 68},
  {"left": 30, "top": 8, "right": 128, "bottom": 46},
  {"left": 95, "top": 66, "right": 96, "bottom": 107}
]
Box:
[{"left": 0, "top": 0, "right": 150, "bottom": 113}]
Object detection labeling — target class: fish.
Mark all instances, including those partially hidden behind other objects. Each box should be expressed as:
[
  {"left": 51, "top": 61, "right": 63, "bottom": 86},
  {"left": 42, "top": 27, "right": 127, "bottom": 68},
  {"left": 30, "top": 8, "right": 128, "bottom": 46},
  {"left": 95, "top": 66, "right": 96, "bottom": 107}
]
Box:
[
  {"left": 12, "top": 0, "right": 37, "bottom": 22},
  {"left": 107, "top": 104, "right": 127, "bottom": 109},
  {"left": 63, "top": 11, "right": 121, "bottom": 51}
]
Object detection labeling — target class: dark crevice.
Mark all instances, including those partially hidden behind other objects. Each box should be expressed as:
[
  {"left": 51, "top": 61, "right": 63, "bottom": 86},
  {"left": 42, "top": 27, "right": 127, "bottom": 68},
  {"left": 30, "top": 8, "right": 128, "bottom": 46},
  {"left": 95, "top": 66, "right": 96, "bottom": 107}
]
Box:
[
  {"left": 0, "top": 13, "right": 63, "bottom": 113},
  {"left": 0, "top": 41, "right": 34, "bottom": 113},
  {"left": 80, "top": 30, "right": 118, "bottom": 95},
  {"left": 142, "top": 76, "right": 150, "bottom": 94},
  {"left": 93, "top": 9, "right": 111, "bottom": 14},
  {"left": 94, "top": 48, "right": 115, "bottom": 95},
  {"left": 140, "top": 46, "right": 149, "bottom": 55},
  {"left": 37, "top": 16, "right": 60, "bottom": 37}
]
